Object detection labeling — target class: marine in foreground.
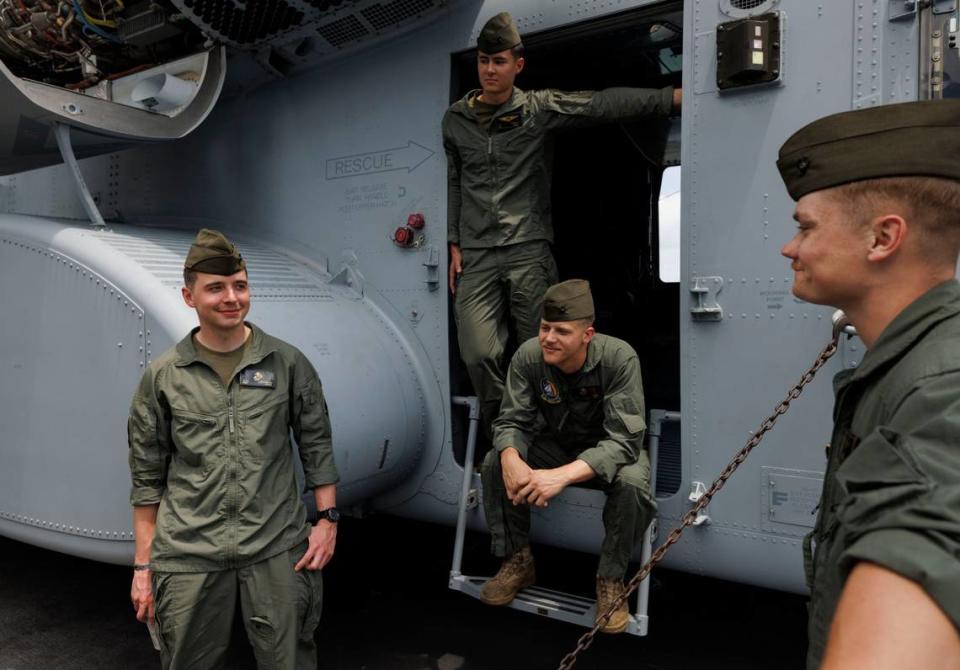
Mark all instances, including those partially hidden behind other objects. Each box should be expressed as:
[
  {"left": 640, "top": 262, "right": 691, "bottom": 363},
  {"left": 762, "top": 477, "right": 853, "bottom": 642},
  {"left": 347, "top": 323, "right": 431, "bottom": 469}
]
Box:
[
  {"left": 777, "top": 101, "right": 960, "bottom": 669},
  {"left": 127, "top": 229, "right": 340, "bottom": 669}
]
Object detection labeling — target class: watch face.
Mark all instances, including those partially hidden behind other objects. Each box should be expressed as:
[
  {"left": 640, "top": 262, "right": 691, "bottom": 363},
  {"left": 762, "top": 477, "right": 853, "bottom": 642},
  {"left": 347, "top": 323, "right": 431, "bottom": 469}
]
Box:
[{"left": 322, "top": 508, "right": 340, "bottom": 522}]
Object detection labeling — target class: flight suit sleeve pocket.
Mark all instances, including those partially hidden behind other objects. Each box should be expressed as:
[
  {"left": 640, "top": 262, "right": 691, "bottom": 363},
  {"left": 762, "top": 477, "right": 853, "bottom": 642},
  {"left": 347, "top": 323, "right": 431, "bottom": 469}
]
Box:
[
  {"left": 835, "top": 426, "right": 929, "bottom": 501},
  {"left": 610, "top": 395, "right": 646, "bottom": 435}
]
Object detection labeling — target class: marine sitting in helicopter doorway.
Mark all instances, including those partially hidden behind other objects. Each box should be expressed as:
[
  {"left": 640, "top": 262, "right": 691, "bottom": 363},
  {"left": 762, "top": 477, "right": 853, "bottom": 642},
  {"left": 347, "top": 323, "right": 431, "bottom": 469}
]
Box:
[{"left": 479, "top": 279, "right": 654, "bottom": 634}]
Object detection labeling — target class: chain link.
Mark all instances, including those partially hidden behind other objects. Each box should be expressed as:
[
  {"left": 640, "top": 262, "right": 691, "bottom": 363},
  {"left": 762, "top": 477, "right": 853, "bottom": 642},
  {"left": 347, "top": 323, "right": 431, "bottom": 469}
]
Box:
[{"left": 557, "top": 335, "right": 841, "bottom": 670}]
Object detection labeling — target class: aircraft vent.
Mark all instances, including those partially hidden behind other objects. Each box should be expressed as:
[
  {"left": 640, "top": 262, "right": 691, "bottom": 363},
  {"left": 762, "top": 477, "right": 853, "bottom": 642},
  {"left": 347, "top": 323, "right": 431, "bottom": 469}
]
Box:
[
  {"left": 720, "top": 0, "right": 778, "bottom": 17},
  {"left": 170, "top": 0, "right": 445, "bottom": 50},
  {"left": 94, "top": 228, "right": 335, "bottom": 301},
  {"left": 361, "top": 0, "right": 434, "bottom": 31},
  {"left": 316, "top": 14, "right": 370, "bottom": 47},
  {"left": 176, "top": 0, "right": 305, "bottom": 45},
  {"left": 654, "top": 419, "right": 682, "bottom": 498},
  {"left": 314, "top": 0, "right": 445, "bottom": 50}
]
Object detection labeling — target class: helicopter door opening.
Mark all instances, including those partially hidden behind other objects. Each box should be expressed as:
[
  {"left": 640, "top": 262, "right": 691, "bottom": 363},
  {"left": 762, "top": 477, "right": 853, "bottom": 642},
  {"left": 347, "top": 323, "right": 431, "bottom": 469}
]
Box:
[
  {"left": 446, "top": 1, "right": 684, "bottom": 636},
  {"left": 449, "top": 1, "right": 683, "bottom": 481}
]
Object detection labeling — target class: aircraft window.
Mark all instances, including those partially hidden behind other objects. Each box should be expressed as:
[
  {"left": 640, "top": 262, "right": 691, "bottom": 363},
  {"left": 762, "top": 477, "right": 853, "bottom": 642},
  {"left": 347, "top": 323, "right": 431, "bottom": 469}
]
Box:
[
  {"left": 658, "top": 166, "right": 681, "bottom": 283},
  {"left": 657, "top": 48, "right": 683, "bottom": 75}
]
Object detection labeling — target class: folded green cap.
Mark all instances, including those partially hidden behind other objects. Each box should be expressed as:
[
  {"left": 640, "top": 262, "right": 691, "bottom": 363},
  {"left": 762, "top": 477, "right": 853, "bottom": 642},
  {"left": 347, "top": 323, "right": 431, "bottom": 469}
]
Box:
[
  {"left": 477, "top": 12, "right": 522, "bottom": 54},
  {"left": 542, "top": 279, "right": 594, "bottom": 322},
  {"left": 184, "top": 228, "right": 246, "bottom": 275},
  {"left": 777, "top": 100, "right": 960, "bottom": 201}
]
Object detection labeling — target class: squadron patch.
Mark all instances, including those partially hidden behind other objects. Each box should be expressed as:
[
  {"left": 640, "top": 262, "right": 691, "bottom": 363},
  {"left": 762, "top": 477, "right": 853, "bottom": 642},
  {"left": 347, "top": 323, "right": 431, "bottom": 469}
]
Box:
[
  {"left": 239, "top": 369, "right": 276, "bottom": 388},
  {"left": 540, "top": 378, "right": 561, "bottom": 404}
]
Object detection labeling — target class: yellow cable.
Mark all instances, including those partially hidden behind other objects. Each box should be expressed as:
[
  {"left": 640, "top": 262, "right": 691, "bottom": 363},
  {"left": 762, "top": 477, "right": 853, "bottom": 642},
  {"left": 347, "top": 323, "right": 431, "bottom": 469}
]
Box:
[{"left": 80, "top": 7, "right": 117, "bottom": 27}]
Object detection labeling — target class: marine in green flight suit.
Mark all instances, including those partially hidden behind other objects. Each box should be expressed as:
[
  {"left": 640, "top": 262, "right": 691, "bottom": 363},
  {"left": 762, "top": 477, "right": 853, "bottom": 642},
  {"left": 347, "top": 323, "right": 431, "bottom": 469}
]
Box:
[
  {"left": 127, "top": 229, "right": 340, "bottom": 670},
  {"left": 479, "top": 279, "right": 655, "bottom": 634},
  {"left": 443, "top": 11, "right": 680, "bottom": 434},
  {"left": 776, "top": 101, "right": 960, "bottom": 669}
]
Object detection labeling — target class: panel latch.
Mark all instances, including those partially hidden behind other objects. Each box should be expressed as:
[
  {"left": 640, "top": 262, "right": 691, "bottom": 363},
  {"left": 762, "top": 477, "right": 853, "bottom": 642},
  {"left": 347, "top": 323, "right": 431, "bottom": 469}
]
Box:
[{"left": 689, "top": 276, "right": 723, "bottom": 321}]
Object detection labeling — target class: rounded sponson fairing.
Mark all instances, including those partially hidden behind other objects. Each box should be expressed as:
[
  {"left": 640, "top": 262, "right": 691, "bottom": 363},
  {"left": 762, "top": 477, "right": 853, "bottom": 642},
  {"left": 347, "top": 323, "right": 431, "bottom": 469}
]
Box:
[{"left": 0, "top": 217, "right": 427, "bottom": 564}]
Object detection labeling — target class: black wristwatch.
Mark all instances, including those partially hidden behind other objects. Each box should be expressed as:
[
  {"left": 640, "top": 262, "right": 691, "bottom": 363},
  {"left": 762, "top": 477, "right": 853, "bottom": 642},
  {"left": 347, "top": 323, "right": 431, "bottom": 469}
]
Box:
[{"left": 317, "top": 507, "right": 340, "bottom": 523}]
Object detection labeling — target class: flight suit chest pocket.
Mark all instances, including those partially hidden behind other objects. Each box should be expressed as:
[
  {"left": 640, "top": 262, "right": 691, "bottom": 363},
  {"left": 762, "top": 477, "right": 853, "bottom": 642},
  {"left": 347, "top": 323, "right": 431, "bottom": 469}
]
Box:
[
  {"left": 169, "top": 409, "right": 221, "bottom": 466},
  {"left": 567, "top": 385, "right": 603, "bottom": 422},
  {"left": 241, "top": 392, "right": 290, "bottom": 461}
]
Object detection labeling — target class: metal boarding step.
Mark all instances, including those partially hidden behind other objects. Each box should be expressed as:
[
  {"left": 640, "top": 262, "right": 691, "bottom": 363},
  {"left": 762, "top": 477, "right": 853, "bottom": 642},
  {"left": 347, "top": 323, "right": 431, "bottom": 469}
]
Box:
[
  {"left": 449, "top": 573, "right": 651, "bottom": 636},
  {"left": 449, "top": 398, "right": 678, "bottom": 637}
]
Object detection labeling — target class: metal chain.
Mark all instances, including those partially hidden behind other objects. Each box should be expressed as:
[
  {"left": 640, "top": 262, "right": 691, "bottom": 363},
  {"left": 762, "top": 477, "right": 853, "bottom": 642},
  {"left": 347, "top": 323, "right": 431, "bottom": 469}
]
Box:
[{"left": 557, "top": 334, "right": 842, "bottom": 670}]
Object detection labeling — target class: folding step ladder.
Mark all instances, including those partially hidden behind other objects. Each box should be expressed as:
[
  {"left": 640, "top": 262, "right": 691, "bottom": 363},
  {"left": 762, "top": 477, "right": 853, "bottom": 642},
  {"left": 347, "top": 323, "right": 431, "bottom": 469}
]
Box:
[{"left": 448, "top": 397, "right": 677, "bottom": 637}]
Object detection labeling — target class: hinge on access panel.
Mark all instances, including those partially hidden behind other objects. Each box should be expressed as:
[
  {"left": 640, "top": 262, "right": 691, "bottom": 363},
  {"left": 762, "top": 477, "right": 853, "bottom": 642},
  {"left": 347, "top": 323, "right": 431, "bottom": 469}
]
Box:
[
  {"left": 423, "top": 245, "right": 440, "bottom": 291},
  {"left": 689, "top": 276, "right": 723, "bottom": 321}
]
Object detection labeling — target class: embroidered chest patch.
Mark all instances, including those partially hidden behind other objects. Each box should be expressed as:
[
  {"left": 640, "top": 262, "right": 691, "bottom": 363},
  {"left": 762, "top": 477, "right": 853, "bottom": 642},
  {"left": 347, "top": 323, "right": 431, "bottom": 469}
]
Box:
[{"left": 540, "top": 378, "right": 561, "bottom": 404}]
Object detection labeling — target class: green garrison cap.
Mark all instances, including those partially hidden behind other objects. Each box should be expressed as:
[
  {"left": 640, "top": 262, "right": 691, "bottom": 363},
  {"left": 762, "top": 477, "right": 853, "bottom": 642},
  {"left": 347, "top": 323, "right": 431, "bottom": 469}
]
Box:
[
  {"left": 477, "top": 11, "right": 522, "bottom": 54},
  {"left": 777, "top": 100, "right": 960, "bottom": 201},
  {"left": 542, "top": 279, "right": 595, "bottom": 322},
  {"left": 184, "top": 228, "right": 246, "bottom": 275}
]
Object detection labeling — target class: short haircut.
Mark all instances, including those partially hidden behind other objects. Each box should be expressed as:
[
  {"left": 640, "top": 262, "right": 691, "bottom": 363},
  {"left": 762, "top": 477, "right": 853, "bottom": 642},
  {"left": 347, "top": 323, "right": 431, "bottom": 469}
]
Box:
[
  {"left": 511, "top": 44, "right": 525, "bottom": 60},
  {"left": 829, "top": 176, "right": 960, "bottom": 263}
]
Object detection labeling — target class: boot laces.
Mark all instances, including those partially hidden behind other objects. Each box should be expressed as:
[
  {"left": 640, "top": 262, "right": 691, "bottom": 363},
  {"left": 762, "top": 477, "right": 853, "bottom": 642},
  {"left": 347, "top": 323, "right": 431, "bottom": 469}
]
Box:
[
  {"left": 499, "top": 549, "right": 529, "bottom": 578},
  {"left": 597, "top": 578, "right": 623, "bottom": 607}
]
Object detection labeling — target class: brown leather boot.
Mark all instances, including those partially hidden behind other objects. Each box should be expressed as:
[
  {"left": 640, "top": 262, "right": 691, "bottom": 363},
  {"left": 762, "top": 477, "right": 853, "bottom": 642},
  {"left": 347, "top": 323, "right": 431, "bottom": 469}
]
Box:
[
  {"left": 479, "top": 546, "right": 535, "bottom": 606},
  {"left": 595, "top": 576, "right": 630, "bottom": 634}
]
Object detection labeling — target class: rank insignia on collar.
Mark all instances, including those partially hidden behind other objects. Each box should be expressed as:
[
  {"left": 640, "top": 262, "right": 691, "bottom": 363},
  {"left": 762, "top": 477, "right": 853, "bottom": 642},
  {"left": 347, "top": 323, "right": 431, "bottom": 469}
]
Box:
[
  {"left": 239, "top": 369, "right": 276, "bottom": 388},
  {"left": 576, "top": 386, "right": 602, "bottom": 399},
  {"left": 540, "top": 378, "right": 561, "bottom": 404}
]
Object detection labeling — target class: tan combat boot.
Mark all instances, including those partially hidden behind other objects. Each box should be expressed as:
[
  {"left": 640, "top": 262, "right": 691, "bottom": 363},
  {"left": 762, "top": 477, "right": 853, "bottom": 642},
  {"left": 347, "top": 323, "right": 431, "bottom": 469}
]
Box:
[
  {"left": 479, "top": 546, "right": 535, "bottom": 606},
  {"left": 595, "top": 576, "right": 630, "bottom": 634}
]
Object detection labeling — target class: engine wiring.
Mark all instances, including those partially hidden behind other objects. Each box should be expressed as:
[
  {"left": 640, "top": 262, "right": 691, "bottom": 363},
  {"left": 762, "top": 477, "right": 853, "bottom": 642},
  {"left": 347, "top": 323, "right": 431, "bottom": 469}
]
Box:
[{"left": 0, "top": 0, "right": 202, "bottom": 87}]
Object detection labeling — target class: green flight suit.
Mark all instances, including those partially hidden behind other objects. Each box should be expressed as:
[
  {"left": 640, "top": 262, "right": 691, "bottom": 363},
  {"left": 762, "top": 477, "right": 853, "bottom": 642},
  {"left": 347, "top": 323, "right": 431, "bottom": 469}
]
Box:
[
  {"left": 152, "top": 541, "right": 322, "bottom": 670},
  {"left": 805, "top": 280, "right": 960, "bottom": 669},
  {"left": 128, "top": 323, "right": 338, "bottom": 669},
  {"left": 443, "top": 86, "right": 675, "bottom": 432},
  {"left": 482, "top": 334, "right": 655, "bottom": 578}
]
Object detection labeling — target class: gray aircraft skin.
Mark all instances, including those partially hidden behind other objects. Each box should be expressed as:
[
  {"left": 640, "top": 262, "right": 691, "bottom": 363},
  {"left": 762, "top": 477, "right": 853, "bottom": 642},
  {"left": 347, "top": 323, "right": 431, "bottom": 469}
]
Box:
[{"left": 0, "top": 0, "right": 948, "bottom": 620}]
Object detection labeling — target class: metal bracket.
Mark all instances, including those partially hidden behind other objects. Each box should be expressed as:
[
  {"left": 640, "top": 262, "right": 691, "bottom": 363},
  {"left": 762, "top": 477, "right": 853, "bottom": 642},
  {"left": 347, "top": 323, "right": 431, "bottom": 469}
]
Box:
[
  {"left": 934, "top": 0, "right": 957, "bottom": 14},
  {"left": 329, "top": 252, "right": 364, "bottom": 297},
  {"left": 422, "top": 245, "right": 440, "bottom": 291},
  {"left": 889, "top": 0, "right": 919, "bottom": 21},
  {"left": 688, "top": 481, "right": 712, "bottom": 526},
  {"left": 689, "top": 276, "right": 723, "bottom": 321},
  {"left": 53, "top": 123, "right": 106, "bottom": 229}
]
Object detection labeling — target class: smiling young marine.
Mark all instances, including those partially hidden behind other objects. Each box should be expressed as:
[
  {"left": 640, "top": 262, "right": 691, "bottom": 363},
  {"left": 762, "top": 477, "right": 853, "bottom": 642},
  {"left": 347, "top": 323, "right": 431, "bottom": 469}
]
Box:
[
  {"left": 479, "top": 279, "right": 654, "bottom": 634},
  {"left": 128, "top": 229, "right": 339, "bottom": 669},
  {"left": 777, "top": 101, "right": 960, "bottom": 670}
]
